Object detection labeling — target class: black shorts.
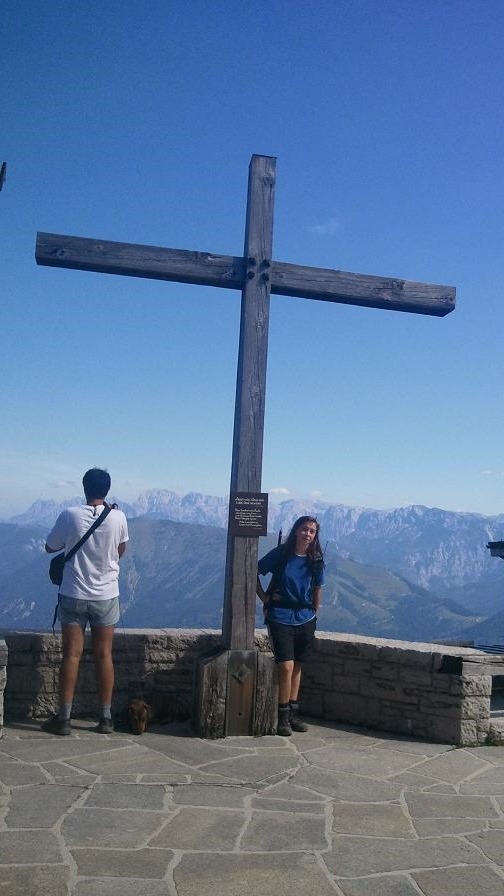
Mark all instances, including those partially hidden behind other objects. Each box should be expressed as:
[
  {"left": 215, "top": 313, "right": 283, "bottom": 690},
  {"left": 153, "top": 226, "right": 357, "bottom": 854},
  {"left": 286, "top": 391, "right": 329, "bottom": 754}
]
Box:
[{"left": 267, "top": 618, "right": 316, "bottom": 664}]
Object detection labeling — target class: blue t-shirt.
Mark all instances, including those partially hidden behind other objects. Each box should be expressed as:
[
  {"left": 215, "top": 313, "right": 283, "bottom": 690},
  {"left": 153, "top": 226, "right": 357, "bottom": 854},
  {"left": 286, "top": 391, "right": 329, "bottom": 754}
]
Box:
[{"left": 258, "top": 545, "right": 324, "bottom": 626}]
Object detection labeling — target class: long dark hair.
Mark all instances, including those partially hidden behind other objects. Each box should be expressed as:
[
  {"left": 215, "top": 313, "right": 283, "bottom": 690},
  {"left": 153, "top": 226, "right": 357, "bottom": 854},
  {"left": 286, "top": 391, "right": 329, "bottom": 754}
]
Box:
[{"left": 283, "top": 516, "right": 324, "bottom": 565}]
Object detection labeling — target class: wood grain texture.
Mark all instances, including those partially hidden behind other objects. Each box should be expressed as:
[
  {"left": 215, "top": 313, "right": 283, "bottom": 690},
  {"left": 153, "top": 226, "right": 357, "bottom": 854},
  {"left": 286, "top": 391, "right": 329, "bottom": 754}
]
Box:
[
  {"left": 222, "top": 155, "right": 276, "bottom": 650},
  {"left": 225, "top": 649, "right": 257, "bottom": 735},
  {"left": 194, "top": 649, "right": 228, "bottom": 738},
  {"left": 35, "top": 232, "right": 243, "bottom": 288},
  {"left": 36, "top": 232, "right": 455, "bottom": 316},
  {"left": 253, "top": 652, "right": 277, "bottom": 736}
]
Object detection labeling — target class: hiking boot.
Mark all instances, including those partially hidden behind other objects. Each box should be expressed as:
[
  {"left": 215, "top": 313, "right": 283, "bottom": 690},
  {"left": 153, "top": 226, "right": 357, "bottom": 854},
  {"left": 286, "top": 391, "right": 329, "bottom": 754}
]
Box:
[
  {"left": 96, "top": 717, "right": 114, "bottom": 734},
  {"left": 277, "top": 706, "right": 292, "bottom": 737},
  {"left": 290, "top": 702, "right": 309, "bottom": 733},
  {"left": 41, "top": 714, "right": 71, "bottom": 736}
]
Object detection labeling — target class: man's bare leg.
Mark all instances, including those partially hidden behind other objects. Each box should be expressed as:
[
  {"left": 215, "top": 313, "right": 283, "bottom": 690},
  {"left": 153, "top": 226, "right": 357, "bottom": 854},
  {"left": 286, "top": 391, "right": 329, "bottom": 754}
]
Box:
[
  {"left": 59, "top": 623, "right": 85, "bottom": 707},
  {"left": 91, "top": 624, "right": 115, "bottom": 707}
]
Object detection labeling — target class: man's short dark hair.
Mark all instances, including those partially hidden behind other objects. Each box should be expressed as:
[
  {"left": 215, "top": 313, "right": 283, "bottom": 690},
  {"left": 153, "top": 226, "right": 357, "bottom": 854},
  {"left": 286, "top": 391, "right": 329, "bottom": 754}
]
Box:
[{"left": 82, "top": 468, "right": 111, "bottom": 500}]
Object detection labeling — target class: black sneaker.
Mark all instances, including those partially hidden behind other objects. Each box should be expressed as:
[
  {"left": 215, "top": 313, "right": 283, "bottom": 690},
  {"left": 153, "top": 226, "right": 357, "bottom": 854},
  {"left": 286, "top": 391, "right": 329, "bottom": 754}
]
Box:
[
  {"left": 290, "top": 717, "right": 309, "bottom": 733},
  {"left": 289, "top": 703, "right": 309, "bottom": 733},
  {"left": 277, "top": 708, "right": 292, "bottom": 736},
  {"left": 41, "top": 714, "right": 71, "bottom": 736},
  {"left": 96, "top": 717, "right": 114, "bottom": 734}
]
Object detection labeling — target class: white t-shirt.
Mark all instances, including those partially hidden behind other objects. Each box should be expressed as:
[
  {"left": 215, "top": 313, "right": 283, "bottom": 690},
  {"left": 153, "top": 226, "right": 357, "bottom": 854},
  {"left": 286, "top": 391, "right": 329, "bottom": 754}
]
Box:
[{"left": 46, "top": 504, "right": 129, "bottom": 601}]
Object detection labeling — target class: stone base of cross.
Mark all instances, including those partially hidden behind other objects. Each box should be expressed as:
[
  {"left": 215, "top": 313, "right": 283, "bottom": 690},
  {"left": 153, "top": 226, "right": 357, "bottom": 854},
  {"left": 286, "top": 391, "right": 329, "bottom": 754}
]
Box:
[{"left": 36, "top": 155, "right": 455, "bottom": 737}]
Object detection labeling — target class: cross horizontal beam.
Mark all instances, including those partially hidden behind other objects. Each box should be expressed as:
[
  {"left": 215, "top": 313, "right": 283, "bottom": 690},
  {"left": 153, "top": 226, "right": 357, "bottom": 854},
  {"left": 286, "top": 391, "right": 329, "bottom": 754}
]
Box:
[{"left": 36, "top": 232, "right": 455, "bottom": 317}]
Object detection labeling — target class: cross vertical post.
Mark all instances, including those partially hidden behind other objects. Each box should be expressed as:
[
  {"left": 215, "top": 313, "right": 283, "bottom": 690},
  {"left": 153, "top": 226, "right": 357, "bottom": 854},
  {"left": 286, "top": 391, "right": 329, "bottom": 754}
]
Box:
[{"left": 222, "top": 154, "right": 276, "bottom": 651}]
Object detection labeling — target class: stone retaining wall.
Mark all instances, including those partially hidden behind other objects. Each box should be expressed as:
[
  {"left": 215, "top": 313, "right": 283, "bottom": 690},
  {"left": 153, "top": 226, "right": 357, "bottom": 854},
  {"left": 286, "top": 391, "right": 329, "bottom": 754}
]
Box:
[
  {"left": 303, "top": 632, "right": 498, "bottom": 746},
  {"left": 0, "top": 629, "right": 500, "bottom": 745}
]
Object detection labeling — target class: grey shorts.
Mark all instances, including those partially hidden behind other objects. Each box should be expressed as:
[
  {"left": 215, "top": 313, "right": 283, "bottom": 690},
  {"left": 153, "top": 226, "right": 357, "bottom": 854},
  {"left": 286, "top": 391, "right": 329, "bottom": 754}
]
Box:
[{"left": 58, "top": 596, "right": 120, "bottom": 628}]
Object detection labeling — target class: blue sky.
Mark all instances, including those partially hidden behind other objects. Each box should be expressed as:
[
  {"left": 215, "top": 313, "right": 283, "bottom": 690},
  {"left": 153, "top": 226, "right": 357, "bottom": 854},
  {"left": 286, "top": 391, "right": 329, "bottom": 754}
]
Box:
[{"left": 2, "top": 0, "right": 504, "bottom": 518}]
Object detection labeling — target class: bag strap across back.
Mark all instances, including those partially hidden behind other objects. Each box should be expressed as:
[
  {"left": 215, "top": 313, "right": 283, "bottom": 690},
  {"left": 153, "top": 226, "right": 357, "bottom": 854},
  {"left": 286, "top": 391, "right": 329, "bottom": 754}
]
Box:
[
  {"left": 51, "top": 504, "right": 113, "bottom": 632},
  {"left": 62, "top": 503, "right": 113, "bottom": 563}
]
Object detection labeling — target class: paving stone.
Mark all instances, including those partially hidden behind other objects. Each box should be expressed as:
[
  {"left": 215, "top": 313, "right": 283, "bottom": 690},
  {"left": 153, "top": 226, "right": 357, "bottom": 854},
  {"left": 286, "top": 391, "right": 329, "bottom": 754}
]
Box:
[
  {"left": 305, "top": 721, "right": 381, "bottom": 743},
  {"left": 384, "top": 771, "right": 456, "bottom": 791},
  {"left": 198, "top": 753, "right": 300, "bottom": 783},
  {"left": 413, "top": 817, "right": 489, "bottom": 836},
  {"left": 0, "top": 759, "right": 49, "bottom": 785},
  {"left": 465, "top": 765, "right": 504, "bottom": 784},
  {"left": 462, "top": 782, "right": 504, "bottom": 795},
  {"left": 241, "top": 809, "right": 328, "bottom": 851},
  {"left": 332, "top": 803, "right": 415, "bottom": 838},
  {"left": 224, "top": 735, "right": 281, "bottom": 749},
  {"left": 371, "top": 738, "right": 453, "bottom": 757},
  {"left": 404, "top": 791, "right": 498, "bottom": 818},
  {"left": 135, "top": 732, "right": 250, "bottom": 765},
  {"left": 183, "top": 770, "right": 245, "bottom": 784},
  {"left": 305, "top": 745, "right": 419, "bottom": 777},
  {"left": 73, "top": 880, "right": 169, "bottom": 896},
  {"left": 422, "top": 782, "right": 459, "bottom": 793},
  {"left": 139, "top": 773, "right": 192, "bottom": 783},
  {"left": 42, "top": 761, "right": 97, "bottom": 784},
  {"left": 0, "top": 865, "right": 69, "bottom": 896},
  {"left": 172, "top": 782, "right": 254, "bottom": 807},
  {"left": 412, "top": 865, "right": 504, "bottom": 895},
  {"left": 325, "top": 835, "right": 484, "bottom": 876},
  {"left": 244, "top": 747, "right": 296, "bottom": 756},
  {"left": 62, "top": 807, "right": 169, "bottom": 848},
  {"left": 467, "top": 829, "right": 504, "bottom": 864},
  {"left": 5, "top": 782, "right": 87, "bottom": 827},
  {"left": 67, "top": 746, "right": 189, "bottom": 776},
  {"left": 0, "top": 830, "right": 62, "bottom": 863},
  {"left": 150, "top": 805, "right": 243, "bottom": 850},
  {"left": 258, "top": 780, "right": 327, "bottom": 802},
  {"left": 96, "top": 774, "right": 142, "bottom": 783},
  {"left": 0, "top": 738, "right": 129, "bottom": 762},
  {"left": 173, "top": 852, "right": 337, "bottom": 896},
  {"left": 337, "top": 874, "right": 422, "bottom": 896},
  {"left": 251, "top": 796, "right": 326, "bottom": 814},
  {"left": 289, "top": 735, "right": 337, "bottom": 751},
  {"left": 303, "top": 735, "right": 377, "bottom": 752},
  {"left": 466, "top": 746, "right": 504, "bottom": 764},
  {"left": 84, "top": 782, "right": 167, "bottom": 809},
  {"left": 413, "top": 749, "right": 490, "bottom": 783},
  {"left": 1, "top": 722, "right": 54, "bottom": 739},
  {"left": 71, "top": 846, "right": 174, "bottom": 878},
  {"left": 293, "top": 766, "right": 404, "bottom": 802}
]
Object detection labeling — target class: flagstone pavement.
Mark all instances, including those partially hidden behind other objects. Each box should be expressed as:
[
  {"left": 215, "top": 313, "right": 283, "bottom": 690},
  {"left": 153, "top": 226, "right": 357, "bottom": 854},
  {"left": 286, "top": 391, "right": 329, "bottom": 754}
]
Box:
[{"left": 2, "top": 718, "right": 504, "bottom": 896}]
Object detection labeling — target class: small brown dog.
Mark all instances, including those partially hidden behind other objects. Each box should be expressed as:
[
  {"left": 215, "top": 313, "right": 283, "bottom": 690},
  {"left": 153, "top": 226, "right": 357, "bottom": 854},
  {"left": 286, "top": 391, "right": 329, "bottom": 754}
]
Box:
[{"left": 127, "top": 698, "right": 152, "bottom": 735}]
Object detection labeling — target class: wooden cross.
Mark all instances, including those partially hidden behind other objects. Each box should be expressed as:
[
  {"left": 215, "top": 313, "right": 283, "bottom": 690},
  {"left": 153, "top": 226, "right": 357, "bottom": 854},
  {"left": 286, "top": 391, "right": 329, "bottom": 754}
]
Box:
[{"left": 36, "top": 154, "right": 455, "bottom": 734}]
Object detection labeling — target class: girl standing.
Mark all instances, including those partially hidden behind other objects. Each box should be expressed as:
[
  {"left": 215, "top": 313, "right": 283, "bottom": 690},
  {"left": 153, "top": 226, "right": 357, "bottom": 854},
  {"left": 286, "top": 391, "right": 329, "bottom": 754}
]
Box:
[{"left": 257, "top": 516, "right": 325, "bottom": 736}]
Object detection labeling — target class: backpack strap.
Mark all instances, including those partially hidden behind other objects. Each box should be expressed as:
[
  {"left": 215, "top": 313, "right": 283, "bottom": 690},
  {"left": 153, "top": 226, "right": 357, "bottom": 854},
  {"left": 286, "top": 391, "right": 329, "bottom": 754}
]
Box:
[{"left": 265, "top": 548, "right": 288, "bottom": 599}]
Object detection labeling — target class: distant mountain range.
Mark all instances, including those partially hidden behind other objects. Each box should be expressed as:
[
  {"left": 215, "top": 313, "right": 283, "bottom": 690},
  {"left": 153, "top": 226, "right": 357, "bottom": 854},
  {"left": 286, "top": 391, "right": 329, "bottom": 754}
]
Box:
[{"left": 2, "top": 490, "right": 504, "bottom": 643}]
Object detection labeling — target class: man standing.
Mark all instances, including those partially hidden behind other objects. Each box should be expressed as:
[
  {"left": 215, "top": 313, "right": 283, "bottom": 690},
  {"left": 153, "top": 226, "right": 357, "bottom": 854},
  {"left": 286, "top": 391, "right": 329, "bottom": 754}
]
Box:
[{"left": 42, "top": 468, "right": 129, "bottom": 735}]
